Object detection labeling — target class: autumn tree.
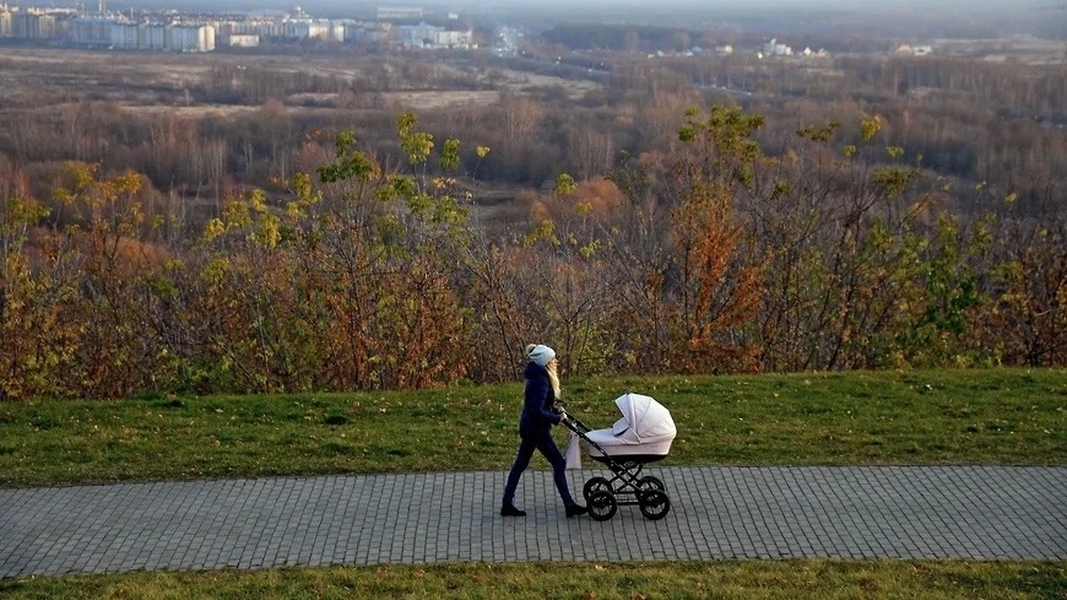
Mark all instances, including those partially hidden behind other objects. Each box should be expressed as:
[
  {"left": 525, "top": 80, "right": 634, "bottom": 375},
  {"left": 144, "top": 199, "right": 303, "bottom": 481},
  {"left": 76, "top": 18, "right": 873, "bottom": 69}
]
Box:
[
  {"left": 662, "top": 105, "right": 764, "bottom": 372},
  {"left": 980, "top": 212, "right": 1067, "bottom": 367},
  {"left": 0, "top": 177, "right": 56, "bottom": 400},
  {"left": 181, "top": 113, "right": 479, "bottom": 392}
]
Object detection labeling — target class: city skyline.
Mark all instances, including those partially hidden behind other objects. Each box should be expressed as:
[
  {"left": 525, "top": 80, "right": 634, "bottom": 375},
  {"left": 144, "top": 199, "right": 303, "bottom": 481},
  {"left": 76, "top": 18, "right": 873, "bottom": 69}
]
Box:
[
  {"left": 89, "top": 0, "right": 1061, "bottom": 16},
  {"left": 2, "top": 0, "right": 1063, "bottom": 41}
]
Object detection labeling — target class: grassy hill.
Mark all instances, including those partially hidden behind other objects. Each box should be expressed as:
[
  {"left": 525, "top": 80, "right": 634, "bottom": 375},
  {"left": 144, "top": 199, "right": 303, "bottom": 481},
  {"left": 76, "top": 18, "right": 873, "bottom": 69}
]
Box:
[{"left": 2, "top": 368, "right": 1064, "bottom": 488}]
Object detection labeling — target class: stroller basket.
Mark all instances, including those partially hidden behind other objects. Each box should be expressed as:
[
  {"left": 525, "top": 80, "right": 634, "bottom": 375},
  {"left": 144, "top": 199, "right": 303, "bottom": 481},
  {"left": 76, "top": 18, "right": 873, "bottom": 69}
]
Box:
[{"left": 561, "top": 392, "right": 676, "bottom": 521}]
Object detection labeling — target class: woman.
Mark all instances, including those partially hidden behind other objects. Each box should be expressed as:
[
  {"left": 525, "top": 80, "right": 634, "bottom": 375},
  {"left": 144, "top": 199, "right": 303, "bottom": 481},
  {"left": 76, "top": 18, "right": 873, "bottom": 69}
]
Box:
[{"left": 500, "top": 344, "right": 587, "bottom": 518}]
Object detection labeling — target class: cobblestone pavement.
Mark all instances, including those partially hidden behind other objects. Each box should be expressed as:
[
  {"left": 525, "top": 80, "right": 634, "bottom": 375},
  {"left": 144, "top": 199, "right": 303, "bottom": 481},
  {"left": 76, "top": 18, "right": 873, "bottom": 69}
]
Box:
[{"left": 2, "top": 465, "right": 1065, "bottom": 578}]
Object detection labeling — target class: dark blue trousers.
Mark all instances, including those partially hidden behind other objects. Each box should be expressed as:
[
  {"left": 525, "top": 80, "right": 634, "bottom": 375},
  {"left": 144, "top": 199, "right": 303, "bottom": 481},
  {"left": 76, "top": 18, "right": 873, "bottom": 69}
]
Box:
[{"left": 502, "top": 429, "right": 575, "bottom": 507}]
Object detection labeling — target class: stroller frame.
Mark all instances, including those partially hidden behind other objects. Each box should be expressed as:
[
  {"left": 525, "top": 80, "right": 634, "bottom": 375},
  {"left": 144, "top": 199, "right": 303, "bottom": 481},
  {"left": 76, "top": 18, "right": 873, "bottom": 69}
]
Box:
[{"left": 562, "top": 413, "right": 671, "bottom": 521}]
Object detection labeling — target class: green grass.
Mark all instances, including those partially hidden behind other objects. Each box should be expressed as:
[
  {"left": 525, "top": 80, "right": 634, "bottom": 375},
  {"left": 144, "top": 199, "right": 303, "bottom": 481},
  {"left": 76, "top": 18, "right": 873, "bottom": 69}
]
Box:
[
  {"left": 1, "top": 368, "right": 1064, "bottom": 487},
  {"left": 0, "top": 560, "right": 1063, "bottom": 599}
]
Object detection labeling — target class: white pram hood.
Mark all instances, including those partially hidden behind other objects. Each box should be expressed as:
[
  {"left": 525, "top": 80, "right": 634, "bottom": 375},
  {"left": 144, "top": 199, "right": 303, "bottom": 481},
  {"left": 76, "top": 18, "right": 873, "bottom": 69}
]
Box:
[{"left": 609, "top": 392, "right": 676, "bottom": 445}]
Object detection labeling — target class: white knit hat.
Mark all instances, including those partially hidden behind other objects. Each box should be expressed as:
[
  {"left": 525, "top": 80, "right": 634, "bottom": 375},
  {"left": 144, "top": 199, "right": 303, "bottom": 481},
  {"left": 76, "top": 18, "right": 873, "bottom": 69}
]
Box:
[{"left": 526, "top": 344, "right": 556, "bottom": 367}]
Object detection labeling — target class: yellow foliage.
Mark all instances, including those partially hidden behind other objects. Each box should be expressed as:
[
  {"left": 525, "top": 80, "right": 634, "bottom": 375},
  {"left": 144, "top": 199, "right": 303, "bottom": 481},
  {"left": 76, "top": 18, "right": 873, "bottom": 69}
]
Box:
[
  {"left": 204, "top": 218, "right": 225, "bottom": 241},
  {"left": 860, "top": 115, "right": 883, "bottom": 142}
]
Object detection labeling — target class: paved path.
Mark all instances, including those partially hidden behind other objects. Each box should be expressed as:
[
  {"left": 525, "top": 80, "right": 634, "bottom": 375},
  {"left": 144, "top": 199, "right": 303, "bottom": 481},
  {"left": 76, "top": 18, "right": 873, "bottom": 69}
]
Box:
[{"left": 1, "top": 466, "right": 1065, "bottom": 578}]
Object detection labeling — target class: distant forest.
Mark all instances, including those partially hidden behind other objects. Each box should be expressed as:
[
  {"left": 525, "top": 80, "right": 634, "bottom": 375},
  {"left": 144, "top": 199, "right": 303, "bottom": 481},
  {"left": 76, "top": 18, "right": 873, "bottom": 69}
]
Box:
[{"left": 0, "top": 29, "right": 1064, "bottom": 399}]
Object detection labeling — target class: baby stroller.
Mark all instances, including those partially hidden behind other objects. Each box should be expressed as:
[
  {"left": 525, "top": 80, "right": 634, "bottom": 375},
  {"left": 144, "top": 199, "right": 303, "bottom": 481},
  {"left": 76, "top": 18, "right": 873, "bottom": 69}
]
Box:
[{"left": 561, "top": 392, "right": 677, "bottom": 521}]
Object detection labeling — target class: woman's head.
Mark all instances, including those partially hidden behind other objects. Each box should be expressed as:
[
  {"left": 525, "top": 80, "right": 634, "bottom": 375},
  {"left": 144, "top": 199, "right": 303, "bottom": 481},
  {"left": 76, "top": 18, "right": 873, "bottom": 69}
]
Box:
[
  {"left": 526, "top": 344, "right": 556, "bottom": 367},
  {"left": 526, "top": 343, "right": 561, "bottom": 399}
]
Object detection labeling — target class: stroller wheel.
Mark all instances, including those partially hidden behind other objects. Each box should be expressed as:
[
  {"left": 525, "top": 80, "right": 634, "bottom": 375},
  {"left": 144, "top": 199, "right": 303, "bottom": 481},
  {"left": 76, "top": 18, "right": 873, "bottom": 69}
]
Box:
[
  {"left": 638, "top": 490, "right": 671, "bottom": 520},
  {"left": 637, "top": 476, "right": 665, "bottom": 493},
  {"left": 587, "top": 490, "right": 617, "bottom": 521},
  {"left": 582, "top": 476, "right": 612, "bottom": 502}
]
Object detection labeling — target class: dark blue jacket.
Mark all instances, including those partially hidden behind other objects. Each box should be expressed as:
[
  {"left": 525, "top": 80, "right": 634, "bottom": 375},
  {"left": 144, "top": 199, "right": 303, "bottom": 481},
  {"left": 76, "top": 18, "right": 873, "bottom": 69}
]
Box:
[{"left": 518, "top": 361, "right": 561, "bottom": 439}]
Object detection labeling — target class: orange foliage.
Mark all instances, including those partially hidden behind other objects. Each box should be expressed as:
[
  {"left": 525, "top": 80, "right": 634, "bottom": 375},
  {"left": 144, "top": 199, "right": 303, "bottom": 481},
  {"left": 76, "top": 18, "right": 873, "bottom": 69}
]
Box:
[
  {"left": 522, "top": 178, "right": 624, "bottom": 224},
  {"left": 571, "top": 177, "right": 624, "bottom": 216},
  {"left": 21, "top": 226, "right": 169, "bottom": 275},
  {"left": 517, "top": 189, "right": 552, "bottom": 223}
]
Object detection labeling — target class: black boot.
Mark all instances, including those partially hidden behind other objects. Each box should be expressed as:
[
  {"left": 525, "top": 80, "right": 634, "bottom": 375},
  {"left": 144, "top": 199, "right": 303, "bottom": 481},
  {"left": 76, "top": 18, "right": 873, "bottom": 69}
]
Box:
[
  {"left": 565, "top": 503, "right": 588, "bottom": 518},
  {"left": 500, "top": 503, "right": 526, "bottom": 517}
]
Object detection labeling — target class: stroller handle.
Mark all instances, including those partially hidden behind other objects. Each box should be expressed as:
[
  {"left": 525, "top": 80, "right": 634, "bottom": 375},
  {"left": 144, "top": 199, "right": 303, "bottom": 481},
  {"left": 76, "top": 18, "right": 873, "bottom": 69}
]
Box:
[{"left": 560, "top": 412, "right": 593, "bottom": 433}]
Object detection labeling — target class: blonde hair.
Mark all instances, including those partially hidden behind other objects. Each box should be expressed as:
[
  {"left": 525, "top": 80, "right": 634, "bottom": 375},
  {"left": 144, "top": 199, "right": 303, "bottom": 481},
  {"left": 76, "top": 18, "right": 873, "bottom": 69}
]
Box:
[{"left": 546, "top": 360, "right": 561, "bottom": 400}]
